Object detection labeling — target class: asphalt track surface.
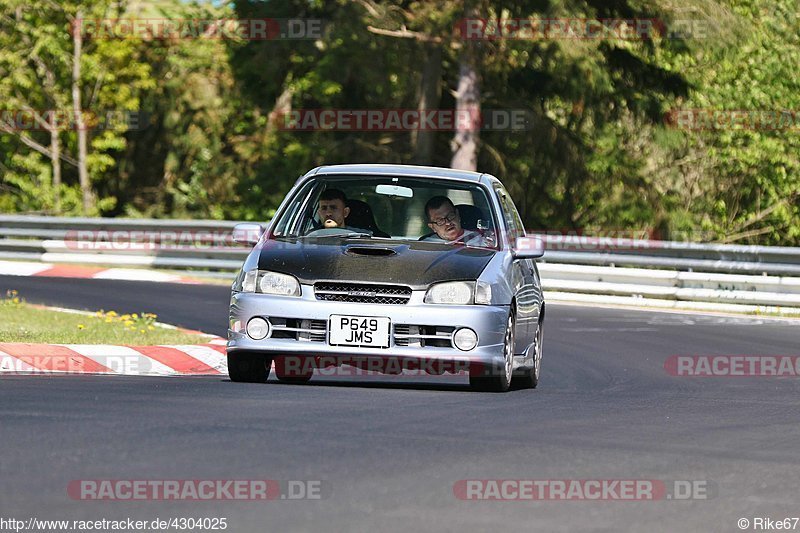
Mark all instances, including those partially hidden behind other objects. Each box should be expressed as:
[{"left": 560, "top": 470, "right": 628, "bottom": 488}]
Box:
[{"left": 2, "top": 275, "right": 800, "bottom": 532}]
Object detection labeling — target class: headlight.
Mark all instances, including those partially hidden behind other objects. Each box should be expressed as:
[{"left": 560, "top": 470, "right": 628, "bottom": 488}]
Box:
[
  {"left": 424, "top": 281, "right": 493, "bottom": 305},
  {"left": 258, "top": 271, "right": 301, "bottom": 296},
  {"left": 425, "top": 281, "right": 474, "bottom": 305},
  {"left": 238, "top": 269, "right": 301, "bottom": 296}
]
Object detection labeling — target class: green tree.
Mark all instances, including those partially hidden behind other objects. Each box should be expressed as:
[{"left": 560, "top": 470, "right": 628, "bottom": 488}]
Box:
[
  {"left": 0, "top": 0, "right": 153, "bottom": 215},
  {"left": 656, "top": 0, "right": 800, "bottom": 244}
]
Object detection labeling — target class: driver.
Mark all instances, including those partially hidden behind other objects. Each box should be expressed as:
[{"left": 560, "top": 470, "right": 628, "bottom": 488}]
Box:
[
  {"left": 423, "top": 196, "right": 489, "bottom": 247},
  {"left": 313, "top": 188, "right": 371, "bottom": 234},
  {"left": 317, "top": 189, "right": 350, "bottom": 228}
]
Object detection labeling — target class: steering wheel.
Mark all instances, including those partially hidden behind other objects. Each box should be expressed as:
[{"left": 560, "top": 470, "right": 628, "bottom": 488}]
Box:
[{"left": 305, "top": 227, "right": 365, "bottom": 237}]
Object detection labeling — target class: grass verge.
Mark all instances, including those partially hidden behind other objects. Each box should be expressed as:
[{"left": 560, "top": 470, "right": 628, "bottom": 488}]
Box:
[{"left": 0, "top": 290, "right": 210, "bottom": 344}]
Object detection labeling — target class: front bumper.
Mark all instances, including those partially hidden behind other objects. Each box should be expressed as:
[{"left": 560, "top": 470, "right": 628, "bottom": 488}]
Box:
[{"left": 227, "top": 286, "right": 509, "bottom": 367}]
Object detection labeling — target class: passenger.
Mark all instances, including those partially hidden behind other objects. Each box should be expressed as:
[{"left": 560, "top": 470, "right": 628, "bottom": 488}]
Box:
[{"left": 423, "top": 196, "right": 489, "bottom": 247}]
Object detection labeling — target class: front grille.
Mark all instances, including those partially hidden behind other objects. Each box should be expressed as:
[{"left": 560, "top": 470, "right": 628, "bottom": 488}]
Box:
[
  {"left": 393, "top": 324, "right": 455, "bottom": 348},
  {"left": 393, "top": 324, "right": 419, "bottom": 347},
  {"left": 269, "top": 317, "right": 327, "bottom": 342},
  {"left": 298, "top": 319, "right": 327, "bottom": 342},
  {"left": 315, "top": 282, "right": 412, "bottom": 305}
]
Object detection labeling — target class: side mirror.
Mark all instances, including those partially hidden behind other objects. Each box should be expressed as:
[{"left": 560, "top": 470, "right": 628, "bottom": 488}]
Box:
[
  {"left": 232, "top": 223, "right": 264, "bottom": 246},
  {"left": 512, "top": 235, "right": 545, "bottom": 259}
]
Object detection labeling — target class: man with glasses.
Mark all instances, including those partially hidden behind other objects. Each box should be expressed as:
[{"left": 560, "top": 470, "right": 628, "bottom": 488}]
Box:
[{"left": 423, "top": 196, "right": 490, "bottom": 247}]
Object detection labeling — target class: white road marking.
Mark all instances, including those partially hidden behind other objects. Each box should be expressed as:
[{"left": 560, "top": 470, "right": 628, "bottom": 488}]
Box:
[{"left": 0, "top": 260, "right": 52, "bottom": 276}]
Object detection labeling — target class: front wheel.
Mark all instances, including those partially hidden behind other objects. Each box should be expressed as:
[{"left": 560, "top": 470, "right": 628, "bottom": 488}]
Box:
[
  {"left": 470, "top": 312, "right": 514, "bottom": 392},
  {"left": 514, "top": 320, "right": 542, "bottom": 389},
  {"left": 228, "top": 352, "right": 272, "bottom": 383}
]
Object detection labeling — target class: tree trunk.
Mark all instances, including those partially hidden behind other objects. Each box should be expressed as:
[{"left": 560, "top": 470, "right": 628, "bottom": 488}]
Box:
[
  {"left": 267, "top": 75, "right": 294, "bottom": 135},
  {"left": 72, "top": 9, "right": 91, "bottom": 214},
  {"left": 450, "top": 39, "right": 480, "bottom": 171},
  {"left": 411, "top": 43, "right": 442, "bottom": 165},
  {"left": 50, "top": 128, "right": 61, "bottom": 213}
]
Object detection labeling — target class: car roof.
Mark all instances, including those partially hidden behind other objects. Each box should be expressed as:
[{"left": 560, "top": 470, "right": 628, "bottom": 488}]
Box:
[{"left": 308, "top": 164, "right": 486, "bottom": 182}]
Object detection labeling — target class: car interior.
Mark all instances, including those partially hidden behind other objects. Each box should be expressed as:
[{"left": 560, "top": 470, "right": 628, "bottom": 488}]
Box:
[
  {"left": 345, "top": 199, "right": 391, "bottom": 238},
  {"left": 293, "top": 179, "right": 497, "bottom": 248}
]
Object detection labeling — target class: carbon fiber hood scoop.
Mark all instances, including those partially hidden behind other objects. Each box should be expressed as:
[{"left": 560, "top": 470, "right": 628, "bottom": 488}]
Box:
[{"left": 345, "top": 246, "right": 397, "bottom": 257}]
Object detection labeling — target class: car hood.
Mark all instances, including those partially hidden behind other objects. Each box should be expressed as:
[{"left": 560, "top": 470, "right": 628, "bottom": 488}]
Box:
[{"left": 258, "top": 237, "right": 496, "bottom": 289}]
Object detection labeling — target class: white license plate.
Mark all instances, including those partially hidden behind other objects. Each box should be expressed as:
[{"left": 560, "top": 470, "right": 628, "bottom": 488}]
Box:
[{"left": 329, "top": 315, "right": 390, "bottom": 348}]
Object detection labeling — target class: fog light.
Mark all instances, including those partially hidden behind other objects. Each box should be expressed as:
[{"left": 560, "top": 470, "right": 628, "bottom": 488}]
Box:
[
  {"left": 453, "top": 328, "right": 478, "bottom": 351},
  {"left": 246, "top": 317, "right": 271, "bottom": 340}
]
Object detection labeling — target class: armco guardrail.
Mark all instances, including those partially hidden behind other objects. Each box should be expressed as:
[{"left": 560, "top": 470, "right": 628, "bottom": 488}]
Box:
[
  {"left": 534, "top": 235, "right": 800, "bottom": 311},
  {"left": 1, "top": 215, "right": 800, "bottom": 312},
  {"left": 0, "top": 215, "right": 247, "bottom": 270},
  {"left": 535, "top": 234, "right": 800, "bottom": 276},
  {"left": 537, "top": 264, "right": 800, "bottom": 308}
]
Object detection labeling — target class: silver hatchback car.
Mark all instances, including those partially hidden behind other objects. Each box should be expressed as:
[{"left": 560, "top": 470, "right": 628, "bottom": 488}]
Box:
[{"left": 227, "top": 164, "right": 545, "bottom": 392}]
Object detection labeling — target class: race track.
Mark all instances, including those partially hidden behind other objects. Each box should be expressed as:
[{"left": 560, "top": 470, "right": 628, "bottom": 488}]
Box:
[{"left": 2, "top": 275, "right": 799, "bottom": 532}]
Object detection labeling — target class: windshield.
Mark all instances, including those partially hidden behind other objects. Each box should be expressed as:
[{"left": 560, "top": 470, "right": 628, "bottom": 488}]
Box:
[{"left": 270, "top": 176, "right": 499, "bottom": 250}]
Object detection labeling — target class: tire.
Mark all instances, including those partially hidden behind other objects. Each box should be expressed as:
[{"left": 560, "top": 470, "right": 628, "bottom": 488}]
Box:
[
  {"left": 275, "top": 356, "right": 314, "bottom": 385},
  {"left": 513, "top": 320, "right": 542, "bottom": 389},
  {"left": 227, "top": 352, "right": 272, "bottom": 383},
  {"left": 470, "top": 311, "right": 514, "bottom": 392}
]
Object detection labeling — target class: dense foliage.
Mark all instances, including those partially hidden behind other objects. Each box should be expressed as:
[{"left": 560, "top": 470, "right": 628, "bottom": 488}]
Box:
[{"left": 0, "top": 0, "right": 797, "bottom": 244}]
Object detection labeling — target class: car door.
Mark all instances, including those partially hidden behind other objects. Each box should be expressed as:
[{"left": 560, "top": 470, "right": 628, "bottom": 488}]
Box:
[{"left": 494, "top": 185, "right": 540, "bottom": 351}]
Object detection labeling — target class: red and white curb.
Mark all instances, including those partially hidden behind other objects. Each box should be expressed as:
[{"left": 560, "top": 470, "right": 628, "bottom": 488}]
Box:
[
  {"left": 0, "top": 260, "right": 204, "bottom": 284},
  {"left": 0, "top": 339, "right": 229, "bottom": 377}
]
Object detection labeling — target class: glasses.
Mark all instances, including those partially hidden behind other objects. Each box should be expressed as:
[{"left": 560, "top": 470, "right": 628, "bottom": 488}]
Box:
[{"left": 430, "top": 211, "right": 459, "bottom": 227}]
